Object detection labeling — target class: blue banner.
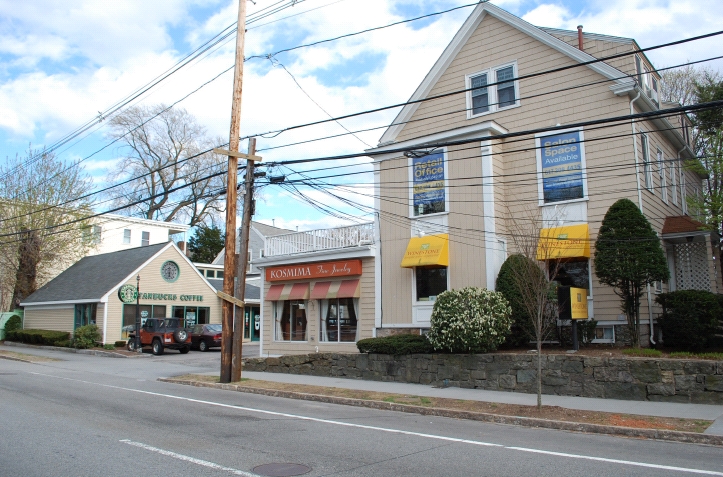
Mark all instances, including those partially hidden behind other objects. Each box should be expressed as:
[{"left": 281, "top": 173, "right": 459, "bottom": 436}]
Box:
[
  {"left": 412, "top": 153, "right": 445, "bottom": 213},
  {"left": 540, "top": 131, "right": 584, "bottom": 203}
]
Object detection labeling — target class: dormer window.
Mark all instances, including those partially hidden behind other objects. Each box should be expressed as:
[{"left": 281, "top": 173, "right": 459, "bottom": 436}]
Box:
[{"left": 466, "top": 62, "right": 519, "bottom": 119}]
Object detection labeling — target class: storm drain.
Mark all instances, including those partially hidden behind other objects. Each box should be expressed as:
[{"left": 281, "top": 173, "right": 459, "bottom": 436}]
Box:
[{"left": 252, "top": 463, "right": 311, "bottom": 477}]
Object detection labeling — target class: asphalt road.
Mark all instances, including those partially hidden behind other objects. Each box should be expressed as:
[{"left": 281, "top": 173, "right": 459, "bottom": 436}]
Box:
[{"left": 1, "top": 346, "right": 723, "bottom": 477}]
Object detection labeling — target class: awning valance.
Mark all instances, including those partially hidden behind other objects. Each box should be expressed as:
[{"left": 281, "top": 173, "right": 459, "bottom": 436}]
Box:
[
  {"left": 310, "top": 279, "right": 361, "bottom": 300},
  {"left": 400, "top": 234, "right": 449, "bottom": 268},
  {"left": 266, "top": 283, "right": 310, "bottom": 301},
  {"left": 536, "top": 224, "right": 590, "bottom": 260}
]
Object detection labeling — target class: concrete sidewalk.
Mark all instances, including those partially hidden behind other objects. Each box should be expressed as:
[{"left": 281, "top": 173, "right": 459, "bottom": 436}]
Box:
[{"left": 236, "top": 370, "right": 723, "bottom": 435}]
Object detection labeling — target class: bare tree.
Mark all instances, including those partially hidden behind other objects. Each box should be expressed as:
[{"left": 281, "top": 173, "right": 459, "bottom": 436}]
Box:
[
  {"left": 504, "top": 207, "right": 561, "bottom": 410},
  {"left": 660, "top": 64, "right": 721, "bottom": 107},
  {"left": 107, "top": 104, "right": 227, "bottom": 227},
  {"left": 0, "top": 148, "right": 94, "bottom": 310}
]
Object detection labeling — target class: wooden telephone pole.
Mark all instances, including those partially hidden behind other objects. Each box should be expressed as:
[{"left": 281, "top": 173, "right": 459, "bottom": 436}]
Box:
[
  {"left": 219, "top": 0, "right": 249, "bottom": 384},
  {"left": 232, "top": 137, "right": 257, "bottom": 381}
]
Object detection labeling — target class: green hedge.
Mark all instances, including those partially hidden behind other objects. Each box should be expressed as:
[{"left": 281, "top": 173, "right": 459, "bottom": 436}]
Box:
[
  {"left": 4, "top": 315, "right": 22, "bottom": 333},
  {"left": 6, "top": 329, "right": 70, "bottom": 346},
  {"left": 357, "top": 334, "right": 435, "bottom": 355},
  {"left": 73, "top": 324, "right": 101, "bottom": 349},
  {"left": 656, "top": 290, "right": 722, "bottom": 352}
]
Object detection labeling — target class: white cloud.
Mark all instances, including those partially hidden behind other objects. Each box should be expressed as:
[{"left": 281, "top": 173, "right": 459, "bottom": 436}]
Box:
[{"left": 1, "top": 0, "right": 721, "bottom": 228}]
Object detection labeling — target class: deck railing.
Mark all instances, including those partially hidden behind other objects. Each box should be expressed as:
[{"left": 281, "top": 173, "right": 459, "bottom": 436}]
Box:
[{"left": 264, "top": 223, "right": 374, "bottom": 257}]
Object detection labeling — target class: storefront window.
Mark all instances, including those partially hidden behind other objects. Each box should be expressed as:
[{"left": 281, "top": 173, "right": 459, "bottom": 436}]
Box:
[
  {"left": 319, "top": 298, "right": 358, "bottom": 342},
  {"left": 122, "top": 304, "right": 166, "bottom": 339},
  {"left": 275, "top": 300, "right": 307, "bottom": 341},
  {"left": 416, "top": 266, "right": 447, "bottom": 301},
  {"left": 551, "top": 259, "right": 590, "bottom": 293},
  {"left": 172, "top": 306, "right": 209, "bottom": 326},
  {"left": 74, "top": 304, "right": 97, "bottom": 329}
]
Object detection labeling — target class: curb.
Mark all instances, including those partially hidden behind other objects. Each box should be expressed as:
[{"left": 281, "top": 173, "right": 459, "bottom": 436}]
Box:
[
  {"left": 159, "top": 377, "right": 723, "bottom": 447},
  {"left": 0, "top": 354, "right": 36, "bottom": 363},
  {"left": 1, "top": 341, "right": 150, "bottom": 358}
]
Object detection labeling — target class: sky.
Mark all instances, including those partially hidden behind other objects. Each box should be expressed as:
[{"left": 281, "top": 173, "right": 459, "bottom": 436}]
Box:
[{"left": 1, "top": 0, "right": 721, "bottom": 234}]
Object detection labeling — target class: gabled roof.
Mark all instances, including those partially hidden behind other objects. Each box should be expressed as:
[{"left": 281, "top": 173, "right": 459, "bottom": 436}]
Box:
[
  {"left": 207, "top": 278, "right": 260, "bottom": 301},
  {"left": 378, "top": 2, "right": 635, "bottom": 145},
  {"left": 251, "top": 221, "right": 294, "bottom": 237},
  {"left": 212, "top": 221, "right": 295, "bottom": 265},
  {"left": 21, "top": 242, "right": 170, "bottom": 305}
]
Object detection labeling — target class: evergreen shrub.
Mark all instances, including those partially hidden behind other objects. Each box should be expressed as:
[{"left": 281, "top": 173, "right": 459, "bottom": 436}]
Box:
[
  {"left": 73, "top": 324, "right": 101, "bottom": 349},
  {"left": 426, "top": 287, "right": 512, "bottom": 353},
  {"left": 656, "top": 290, "right": 721, "bottom": 351},
  {"left": 4, "top": 315, "right": 22, "bottom": 333},
  {"left": 496, "top": 254, "right": 536, "bottom": 347},
  {"left": 6, "top": 329, "right": 70, "bottom": 346},
  {"left": 356, "top": 334, "right": 434, "bottom": 355},
  {"left": 114, "top": 340, "right": 127, "bottom": 348}
]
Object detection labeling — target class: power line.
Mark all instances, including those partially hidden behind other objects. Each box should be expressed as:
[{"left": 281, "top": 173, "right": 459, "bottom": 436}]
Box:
[{"left": 241, "top": 29, "right": 723, "bottom": 141}]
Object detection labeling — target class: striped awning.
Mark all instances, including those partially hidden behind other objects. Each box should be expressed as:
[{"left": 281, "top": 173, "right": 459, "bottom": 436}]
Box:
[
  {"left": 266, "top": 283, "right": 310, "bottom": 301},
  {"left": 311, "top": 279, "right": 361, "bottom": 299}
]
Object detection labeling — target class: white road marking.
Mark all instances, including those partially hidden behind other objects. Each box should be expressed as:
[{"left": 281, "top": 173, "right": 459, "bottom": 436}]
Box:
[
  {"left": 506, "top": 447, "right": 723, "bottom": 476},
  {"left": 29, "top": 371, "right": 723, "bottom": 476},
  {"left": 121, "top": 439, "right": 257, "bottom": 476}
]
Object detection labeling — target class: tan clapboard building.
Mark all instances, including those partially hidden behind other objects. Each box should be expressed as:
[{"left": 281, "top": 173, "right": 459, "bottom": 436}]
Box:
[
  {"left": 21, "top": 242, "right": 222, "bottom": 344},
  {"left": 365, "top": 3, "right": 720, "bottom": 346}
]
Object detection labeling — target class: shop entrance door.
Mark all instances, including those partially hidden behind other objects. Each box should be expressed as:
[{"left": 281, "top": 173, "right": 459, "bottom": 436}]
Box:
[{"left": 244, "top": 306, "right": 261, "bottom": 341}]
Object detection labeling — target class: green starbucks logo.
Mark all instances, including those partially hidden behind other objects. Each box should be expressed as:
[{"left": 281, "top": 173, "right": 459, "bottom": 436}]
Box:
[{"left": 118, "top": 284, "right": 138, "bottom": 304}]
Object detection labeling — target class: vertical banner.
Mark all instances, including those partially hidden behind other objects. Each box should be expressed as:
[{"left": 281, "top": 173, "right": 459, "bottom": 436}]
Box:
[
  {"left": 412, "top": 152, "right": 445, "bottom": 215},
  {"left": 540, "top": 131, "right": 584, "bottom": 203}
]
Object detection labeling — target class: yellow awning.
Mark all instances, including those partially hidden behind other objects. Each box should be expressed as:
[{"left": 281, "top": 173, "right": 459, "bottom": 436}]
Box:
[
  {"left": 401, "top": 234, "right": 449, "bottom": 268},
  {"left": 537, "top": 224, "right": 590, "bottom": 260}
]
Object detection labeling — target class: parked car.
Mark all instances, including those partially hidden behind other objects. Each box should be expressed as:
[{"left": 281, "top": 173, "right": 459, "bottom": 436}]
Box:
[
  {"left": 188, "top": 324, "right": 222, "bottom": 351},
  {"left": 127, "top": 317, "right": 191, "bottom": 355}
]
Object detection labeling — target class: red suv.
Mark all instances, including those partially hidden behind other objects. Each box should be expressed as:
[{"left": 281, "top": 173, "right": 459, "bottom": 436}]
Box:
[{"left": 127, "top": 318, "right": 191, "bottom": 355}]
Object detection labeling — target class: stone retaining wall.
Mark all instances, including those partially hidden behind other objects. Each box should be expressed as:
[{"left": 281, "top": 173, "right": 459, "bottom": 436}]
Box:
[{"left": 243, "top": 353, "right": 723, "bottom": 404}]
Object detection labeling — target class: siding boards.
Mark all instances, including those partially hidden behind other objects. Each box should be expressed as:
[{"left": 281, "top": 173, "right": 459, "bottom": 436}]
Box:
[{"left": 23, "top": 306, "right": 74, "bottom": 332}]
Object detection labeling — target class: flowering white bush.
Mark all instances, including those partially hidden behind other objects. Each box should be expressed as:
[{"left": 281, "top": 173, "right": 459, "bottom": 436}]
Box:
[{"left": 427, "top": 287, "right": 512, "bottom": 353}]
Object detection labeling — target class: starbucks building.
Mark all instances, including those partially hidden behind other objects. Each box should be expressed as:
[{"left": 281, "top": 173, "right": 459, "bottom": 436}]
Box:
[{"left": 21, "top": 242, "right": 222, "bottom": 344}]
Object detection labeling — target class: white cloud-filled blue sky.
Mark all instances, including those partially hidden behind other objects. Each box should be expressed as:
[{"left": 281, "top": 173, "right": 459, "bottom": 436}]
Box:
[{"left": 1, "top": 0, "right": 721, "bottom": 231}]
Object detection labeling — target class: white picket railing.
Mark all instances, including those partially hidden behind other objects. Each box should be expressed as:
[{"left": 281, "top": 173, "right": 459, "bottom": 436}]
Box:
[{"left": 264, "top": 223, "right": 374, "bottom": 257}]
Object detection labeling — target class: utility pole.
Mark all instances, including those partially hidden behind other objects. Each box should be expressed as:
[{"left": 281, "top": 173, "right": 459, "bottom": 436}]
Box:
[
  {"left": 219, "top": 0, "right": 249, "bottom": 384},
  {"left": 231, "top": 137, "right": 257, "bottom": 381}
]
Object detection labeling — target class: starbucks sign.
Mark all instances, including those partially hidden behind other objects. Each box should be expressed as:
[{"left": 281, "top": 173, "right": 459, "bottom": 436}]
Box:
[{"left": 118, "top": 284, "right": 138, "bottom": 304}]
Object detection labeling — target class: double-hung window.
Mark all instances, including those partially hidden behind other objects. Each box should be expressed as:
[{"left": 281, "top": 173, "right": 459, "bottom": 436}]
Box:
[
  {"left": 123, "top": 229, "right": 131, "bottom": 244},
  {"left": 658, "top": 149, "right": 667, "bottom": 203},
  {"left": 641, "top": 133, "right": 653, "bottom": 191},
  {"left": 671, "top": 158, "right": 679, "bottom": 206},
  {"left": 141, "top": 231, "right": 150, "bottom": 246},
  {"left": 467, "top": 62, "right": 519, "bottom": 118}
]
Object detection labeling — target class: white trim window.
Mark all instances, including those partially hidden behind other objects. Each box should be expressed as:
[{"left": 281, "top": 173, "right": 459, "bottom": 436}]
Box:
[
  {"left": 591, "top": 326, "right": 615, "bottom": 344},
  {"left": 466, "top": 62, "right": 519, "bottom": 118},
  {"left": 141, "top": 230, "right": 150, "bottom": 246},
  {"left": 657, "top": 149, "right": 667, "bottom": 203},
  {"left": 123, "top": 229, "right": 131, "bottom": 244},
  {"left": 274, "top": 300, "right": 308, "bottom": 342},
  {"left": 671, "top": 158, "right": 678, "bottom": 206},
  {"left": 641, "top": 133, "right": 653, "bottom": 191}
]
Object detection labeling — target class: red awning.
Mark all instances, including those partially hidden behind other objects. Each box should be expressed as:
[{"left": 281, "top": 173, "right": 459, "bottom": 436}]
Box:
[
  {"left": 266, "top": 283, "right": 310, "bottom": 301},
  {"left": 311, "top": 279, "right": 361, "bottom": 299}
]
